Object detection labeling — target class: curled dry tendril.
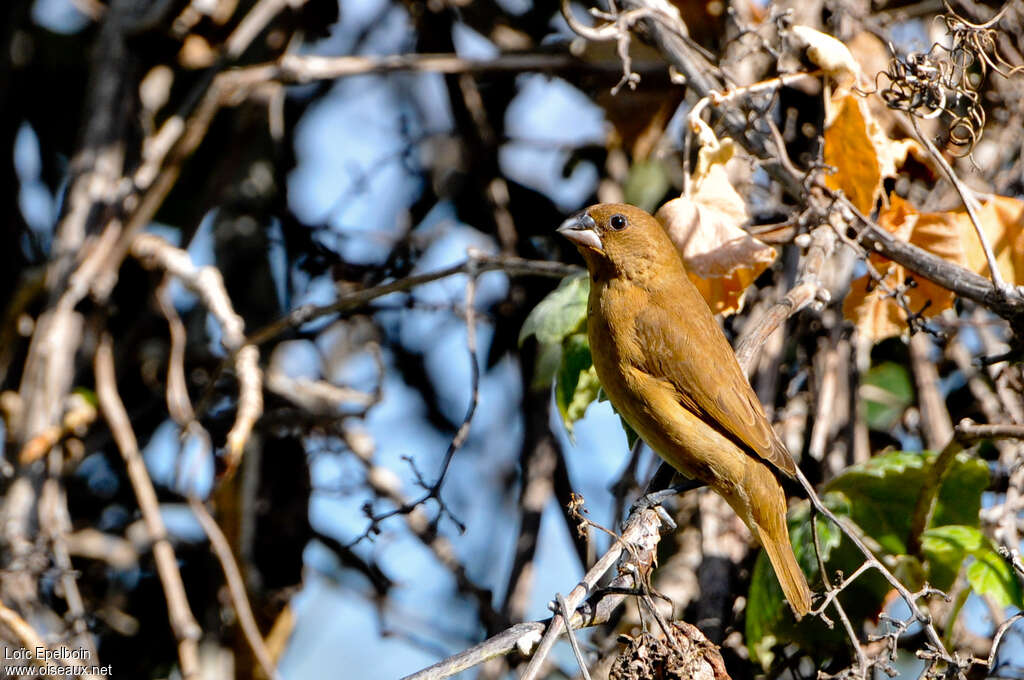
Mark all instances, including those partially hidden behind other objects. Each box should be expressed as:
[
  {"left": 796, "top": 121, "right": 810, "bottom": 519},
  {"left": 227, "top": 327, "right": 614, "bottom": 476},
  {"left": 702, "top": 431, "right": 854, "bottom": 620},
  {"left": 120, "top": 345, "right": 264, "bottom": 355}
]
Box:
[{"left": 874, "top": 3, "right": 1022, "bottom": 157}]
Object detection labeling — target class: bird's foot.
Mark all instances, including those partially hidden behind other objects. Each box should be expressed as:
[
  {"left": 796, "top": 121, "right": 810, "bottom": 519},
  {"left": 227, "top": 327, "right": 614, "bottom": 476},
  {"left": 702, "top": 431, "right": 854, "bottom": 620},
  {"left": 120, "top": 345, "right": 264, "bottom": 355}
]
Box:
[{"left": 632, "top": 478, "right": 705, "bottom": 511}]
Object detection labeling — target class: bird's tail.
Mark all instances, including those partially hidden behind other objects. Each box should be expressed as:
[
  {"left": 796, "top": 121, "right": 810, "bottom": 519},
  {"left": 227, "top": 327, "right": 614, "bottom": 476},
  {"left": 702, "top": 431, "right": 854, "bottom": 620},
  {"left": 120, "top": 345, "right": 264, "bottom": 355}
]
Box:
[
  {"left": 745, "top": 481, "right": 806, "bottom": 618},
  {"left": 755, "top": 521, "right": 812, "bottom": 618}
]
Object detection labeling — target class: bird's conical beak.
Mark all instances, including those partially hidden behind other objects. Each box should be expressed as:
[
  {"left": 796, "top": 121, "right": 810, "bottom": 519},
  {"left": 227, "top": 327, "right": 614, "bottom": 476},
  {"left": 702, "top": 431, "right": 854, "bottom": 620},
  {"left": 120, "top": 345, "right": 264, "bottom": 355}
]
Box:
[{"left": 557, "top": 212, "right": 603, "bottom": 252}]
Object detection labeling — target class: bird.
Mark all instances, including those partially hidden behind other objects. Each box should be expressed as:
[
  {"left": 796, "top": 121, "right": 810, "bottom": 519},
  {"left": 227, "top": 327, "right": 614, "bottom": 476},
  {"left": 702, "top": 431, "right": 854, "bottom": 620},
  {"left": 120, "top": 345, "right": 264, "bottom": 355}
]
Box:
[{"left": 558, "top": 202, "right": 812, "bottom": 618}]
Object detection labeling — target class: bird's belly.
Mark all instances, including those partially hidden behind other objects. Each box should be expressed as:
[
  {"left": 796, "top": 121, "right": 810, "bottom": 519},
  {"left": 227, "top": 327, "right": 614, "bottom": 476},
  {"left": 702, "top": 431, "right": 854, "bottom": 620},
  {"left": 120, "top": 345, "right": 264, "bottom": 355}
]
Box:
[
  {"left": 590, "top": 342, "right": 747, "bottom": 495},
  {"left": 630, "top": 389, "right": 745, "bottom": 491}
]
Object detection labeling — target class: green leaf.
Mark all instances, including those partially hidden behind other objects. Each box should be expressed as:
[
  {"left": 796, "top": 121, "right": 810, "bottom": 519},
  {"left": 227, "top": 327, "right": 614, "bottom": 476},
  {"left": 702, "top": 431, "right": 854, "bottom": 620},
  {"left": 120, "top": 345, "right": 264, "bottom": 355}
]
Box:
[
  {"left": 824, "top": 450, "right": 988, "bottom": 554},
  {"left": 921, "top": 525, "right": 982, "bottom": 591},
  {"left": 861, "top": 361, "right": 914, "bottom": 431},
  {"left": 555, "top": 334, "right": 601, "bottom": 434},
  {"left": 519, "top": 272, "right": 589, "bottom": 347},
  {"left": 72, "top": 386, "right": 98, "bottom": 407},
  {"left": 788, "top": 495, "right": 848, "bottom": 573},
  {"left": 922, "top": 525, "right": 1023, "bottom": 608},
  {"left": 531, "top": 341, "right": 563, "bottom": 391},
  {"left": 967, "top": 546, "right": 1023, "bottom": 609},
  {"left": 623, "top": 160, "right": 670, "bottom": 213},
  {"left": 932, "top": 456, "right": 989, "bottom": 529}
]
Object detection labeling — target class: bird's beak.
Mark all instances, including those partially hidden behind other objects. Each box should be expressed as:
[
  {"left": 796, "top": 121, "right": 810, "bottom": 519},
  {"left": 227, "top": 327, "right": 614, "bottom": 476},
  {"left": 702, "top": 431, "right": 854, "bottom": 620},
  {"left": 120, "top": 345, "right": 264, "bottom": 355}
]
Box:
[{"left": 557, "top": 212, "right": 603, "bottom": 252}]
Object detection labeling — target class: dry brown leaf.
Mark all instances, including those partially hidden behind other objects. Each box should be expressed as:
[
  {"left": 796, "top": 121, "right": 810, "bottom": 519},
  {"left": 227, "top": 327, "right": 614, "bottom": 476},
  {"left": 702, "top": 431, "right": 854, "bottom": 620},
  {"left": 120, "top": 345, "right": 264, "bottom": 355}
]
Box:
[
  {"left": 656, "top": 152, "right": 776, "bottom": 314},
  {"left": 824, "top": 94, "right": 880, "bottom": 215},
  {"left": 841, "top": 194, "right": 1023, "bottom": 342},
  {"left": 845, "top": 197, "right": 961, "bottom": 341},
  {"left": 791, "top": 25, "right": 860, "bottom": 88},
  {"left": 881, "top": 194, "right": 1024, "bottom": 284},
  {"left": 843, "top": 274, "right": 908, "bottom": 343},
  {"left": 955, "top": 195, "right": 1024, "bottom": 284},
  {"left": 824, "top": 94, "right": 921, "bottom": 215}
]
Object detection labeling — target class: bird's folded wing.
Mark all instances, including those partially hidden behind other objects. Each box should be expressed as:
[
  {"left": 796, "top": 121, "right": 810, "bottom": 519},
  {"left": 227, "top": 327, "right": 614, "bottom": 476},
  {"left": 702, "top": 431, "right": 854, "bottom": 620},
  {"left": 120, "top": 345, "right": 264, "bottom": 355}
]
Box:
[{"left": 634, "top": 303, "right": 796, "bottom": 477}]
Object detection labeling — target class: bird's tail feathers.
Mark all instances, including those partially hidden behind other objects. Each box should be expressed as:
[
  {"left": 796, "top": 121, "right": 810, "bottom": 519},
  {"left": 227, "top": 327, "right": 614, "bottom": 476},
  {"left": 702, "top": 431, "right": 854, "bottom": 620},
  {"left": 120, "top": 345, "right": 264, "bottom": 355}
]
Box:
[{"left": 754, "top": 521, "right": 812, "bottom": 619}]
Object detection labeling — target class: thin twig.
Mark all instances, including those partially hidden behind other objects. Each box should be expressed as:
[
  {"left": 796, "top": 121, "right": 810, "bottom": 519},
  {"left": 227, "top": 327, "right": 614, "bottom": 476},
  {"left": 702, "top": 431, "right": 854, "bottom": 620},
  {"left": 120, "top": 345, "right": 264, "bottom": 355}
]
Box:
[
  {"left": 188, "top": 497, "right": 281, "bottom": 680},
  {"left": 155, "top": 277, "right": 194, "bottom": 425},
  {"left": 353, "top": 265, "right": 483, "bottom": 538},
  {"left": 735, "top": 224, "right": 836, "bottom": 372},
  {"left": 131, "top": 233, "right": 263, "bottom": 478},
  {"left": 518, "top": 506, "right": 665, "bottom": 680},
  {"left": 246, "top": 252, "right": 579, "bottom": 349},
  {"left": 796, "top": 464, "right": 957, "bottom": 670},
  {"left": 260, "top": 51, "right": 660, "bottom": 82},
  {"left": 557, "top": 592, "right": 593, "bottom": 680},
  {"left": 342, "top": 427, "right": 502, "bottom": 629},
  {"left": 94, "top": 334, "right": 202, "bottom": 679},
  {"left": 908, "top": 106, "right": 1006, "bottom": 291},
  {"left": 985, "top": 611, "right": 1024, "bottom": 670},
  {"left": 811, "top": 513, "right": 869, "bottom": 678}
]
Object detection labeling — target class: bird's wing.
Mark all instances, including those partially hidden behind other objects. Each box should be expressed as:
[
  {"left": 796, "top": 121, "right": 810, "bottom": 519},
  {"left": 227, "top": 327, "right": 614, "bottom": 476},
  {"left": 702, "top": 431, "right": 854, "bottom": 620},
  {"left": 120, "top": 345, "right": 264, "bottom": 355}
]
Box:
[{"left": 633, "top": 300, "right": 797, "bottom": 478}]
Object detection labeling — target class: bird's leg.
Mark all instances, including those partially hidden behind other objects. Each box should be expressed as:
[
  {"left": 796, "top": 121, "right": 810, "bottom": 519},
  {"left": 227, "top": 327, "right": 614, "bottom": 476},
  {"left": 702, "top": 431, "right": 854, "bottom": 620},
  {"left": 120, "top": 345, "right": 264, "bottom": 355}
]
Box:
[{"left": 632, "top": 465, "right": 705, "bottom": 512}]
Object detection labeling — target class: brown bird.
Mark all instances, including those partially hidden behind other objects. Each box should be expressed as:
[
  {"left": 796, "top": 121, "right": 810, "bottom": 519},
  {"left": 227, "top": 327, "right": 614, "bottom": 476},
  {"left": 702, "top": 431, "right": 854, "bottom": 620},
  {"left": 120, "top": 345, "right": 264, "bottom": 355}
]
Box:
[{"left": 558, "top": 203, "right": 812, "bottom": 618}]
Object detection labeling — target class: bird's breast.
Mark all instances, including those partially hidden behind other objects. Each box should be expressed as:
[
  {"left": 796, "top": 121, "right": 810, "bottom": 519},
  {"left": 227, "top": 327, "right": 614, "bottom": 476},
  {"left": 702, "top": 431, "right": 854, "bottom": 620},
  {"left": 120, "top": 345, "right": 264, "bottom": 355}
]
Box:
[{"left": 586, "top": 279, "right": 750, "bottom": 492}]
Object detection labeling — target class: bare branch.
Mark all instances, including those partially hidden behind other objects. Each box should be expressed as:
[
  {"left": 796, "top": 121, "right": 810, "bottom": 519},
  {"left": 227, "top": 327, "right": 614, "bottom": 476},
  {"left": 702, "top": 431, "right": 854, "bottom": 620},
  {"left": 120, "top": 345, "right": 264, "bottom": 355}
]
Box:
[
  {"left": 403, "top": 505, "right": 667, "bottom": 680},
  {"left": 94, "top": 334, "right": 202, "bottom": 679},
  {"left": 189, "top": 497, "right": 281, "bottom": 680},
  {"left": 130, "top": 233, "right": 263, "bottom": 477}
]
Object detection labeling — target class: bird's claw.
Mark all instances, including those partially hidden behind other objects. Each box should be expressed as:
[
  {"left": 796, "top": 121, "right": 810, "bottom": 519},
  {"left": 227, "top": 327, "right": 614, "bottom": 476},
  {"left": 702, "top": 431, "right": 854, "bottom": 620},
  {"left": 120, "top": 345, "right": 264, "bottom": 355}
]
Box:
[{"left": 632, "top": 479, "right": 706, "bottom": 511}]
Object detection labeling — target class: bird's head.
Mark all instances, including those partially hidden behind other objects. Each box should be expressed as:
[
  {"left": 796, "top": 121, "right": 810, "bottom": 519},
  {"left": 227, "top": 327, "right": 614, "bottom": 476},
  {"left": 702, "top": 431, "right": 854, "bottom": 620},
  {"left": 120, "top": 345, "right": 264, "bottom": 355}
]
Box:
[{"left": 558, "top": 203, "right": 680, "bottom": 283}]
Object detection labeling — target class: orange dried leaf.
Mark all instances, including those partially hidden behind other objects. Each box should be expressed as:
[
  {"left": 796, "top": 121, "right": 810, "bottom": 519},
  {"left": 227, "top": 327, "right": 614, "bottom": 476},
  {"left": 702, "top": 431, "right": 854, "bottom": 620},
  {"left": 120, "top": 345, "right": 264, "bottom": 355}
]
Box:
[
  {"left": 955, "top": 195, "right": 1024, "bottom": 284},
  {"left": 884, "top": 194, "right": 1024, "bottom": 284},
  {"left": 843, "top": 195, "right": 979, "bottom": 342},
  {"left": 825, "top": 94, "right": 921, "bottom": 214},
  {"left": 657, "top": 185, "right": 776, "bottom": 314},
  {"left": 843, "top": 273, "right": 908, "bottom": 343},
  {"left": 824, "top": 95, "right": 881, "bottom": 215}
]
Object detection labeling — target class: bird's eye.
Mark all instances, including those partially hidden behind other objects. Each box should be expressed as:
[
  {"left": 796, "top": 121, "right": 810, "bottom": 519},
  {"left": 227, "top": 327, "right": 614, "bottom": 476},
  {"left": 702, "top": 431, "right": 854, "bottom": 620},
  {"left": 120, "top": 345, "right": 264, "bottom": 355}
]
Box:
[{"left": 609, "top": 214, "right": 628, "bottom": 230}]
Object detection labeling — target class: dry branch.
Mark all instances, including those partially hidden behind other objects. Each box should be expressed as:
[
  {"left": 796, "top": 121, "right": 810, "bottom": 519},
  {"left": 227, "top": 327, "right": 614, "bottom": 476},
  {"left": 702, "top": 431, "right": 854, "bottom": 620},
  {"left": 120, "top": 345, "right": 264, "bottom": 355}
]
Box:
[
  {"left": 189, "top": 497, "right": 280, "bottom": 680},
  {"left": 131, "top": 232, "right": 262, "bottom": 477},
  {"left": 94, "top": 335, "right": 202, "bottom": 679},
  {"left": 402, "top": 505, "right": 668, "bottom": 680}
]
